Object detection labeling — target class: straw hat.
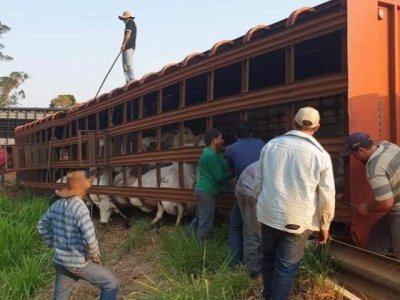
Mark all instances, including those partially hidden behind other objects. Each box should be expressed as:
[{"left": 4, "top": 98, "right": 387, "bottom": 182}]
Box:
[
  {"left": 119, "top": 11, "right": 134, "bottom": 20},
  {"left": 56, "top": 171, "right": 91, "bottom": 198}
]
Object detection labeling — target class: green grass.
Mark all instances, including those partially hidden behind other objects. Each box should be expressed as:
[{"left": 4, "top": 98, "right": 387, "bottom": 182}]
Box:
[
  {"left": 135, "top": 226, "right": 252, "bottom": 299},
  {"left": 0, "top": 192, "right": 53, "bottom": 300},
  {"left": 295, "top": 241, "right": 342, "bottom": 299},
  {"left": 0, "top": 255, "right": 52, "bottom": 300},
  {"left": 137, "top": 227, "right": 342, "bottom": 299},
  {"left": 159, "top": 226, "right": 232, "bottom": 276},
  {"left": 136, "top": 266, "right": 250, "bottom": 300},
  {"left": 119, "top": 219, "right": 152, "bottom": 256},
  {"left": 0, "top": 190, "right": 341, "bottom": 299},
  {"left": 299, "top": 241, "right": 337, "bottom": 283}
]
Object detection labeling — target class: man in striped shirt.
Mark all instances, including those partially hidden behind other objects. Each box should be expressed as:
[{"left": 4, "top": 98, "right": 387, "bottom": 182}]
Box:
[
  {"left": 37, "top": 170, "right": 118, "bottom": 300},
  {"left": 341, "top": 132, "right": 400, "bottom": 259}
]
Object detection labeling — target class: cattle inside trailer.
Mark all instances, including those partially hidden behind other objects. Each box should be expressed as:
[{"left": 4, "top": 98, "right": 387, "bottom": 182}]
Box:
[{"left": 11, "top": 0, "right": 400, "bottom": 249}]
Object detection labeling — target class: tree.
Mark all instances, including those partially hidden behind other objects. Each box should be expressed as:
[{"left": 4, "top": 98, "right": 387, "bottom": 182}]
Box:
[
  {"left": 49, "top": 94, "right": 76, "bottom": 109},
  {"left": 0, "top": 23, "right": 12, "bottom": 61},
  {"left": 0, "top": 72, "right": 29, "bottom": 106},
  {"left": 0, "top": 22, "right": 29, "bottom": 107}
]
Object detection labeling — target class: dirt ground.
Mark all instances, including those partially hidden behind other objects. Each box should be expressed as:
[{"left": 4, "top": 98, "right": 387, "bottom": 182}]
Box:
[
  {"left": 2, "top": 173, "right": 259, "bottom": 299},
  {"left": 31, "top": 215, "right": 263, "bottom": 300},
  {"left": 32, "top": 216, "right": 162, "bottom": 300},
  {"left": 0, "top": 172, "right": 165, "bottom": 299},
  {"left": 3, "top": 174, "right": 336, "bottom": 300}
]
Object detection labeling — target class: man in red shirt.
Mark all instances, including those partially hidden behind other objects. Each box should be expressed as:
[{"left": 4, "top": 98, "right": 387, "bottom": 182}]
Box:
[{"left": 0, "top": 144, "right": 7, "bottom": 184}]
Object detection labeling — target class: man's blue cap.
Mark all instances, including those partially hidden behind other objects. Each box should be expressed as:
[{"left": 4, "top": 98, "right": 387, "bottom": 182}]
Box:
[{"left": 340, "top": 132, "right": 372, "bottom": 156}]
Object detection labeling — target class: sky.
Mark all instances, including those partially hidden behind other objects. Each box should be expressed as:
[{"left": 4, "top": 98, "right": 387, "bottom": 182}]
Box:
[{"left": 2, "top": 0, "right": 327, "bottom": 108}]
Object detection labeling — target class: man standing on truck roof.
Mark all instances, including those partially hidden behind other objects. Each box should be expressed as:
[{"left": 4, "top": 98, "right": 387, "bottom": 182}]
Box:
[
  {"left": 254, "top": 107, "right": 336, "bottom": 300},
  {"left": 341, "top": 132, "right": 400, "bottom": 259},
  {"left": 119, "top": 11, "right": 137, "bottom": 83}
]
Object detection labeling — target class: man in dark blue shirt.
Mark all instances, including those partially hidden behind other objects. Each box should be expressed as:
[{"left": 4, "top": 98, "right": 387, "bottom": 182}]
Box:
[
  {"left": 119, "top": 11, "right": 137, "bottom": 82},
  {"left": 225, "top": 121, "right": 264, "bottom": 277}
]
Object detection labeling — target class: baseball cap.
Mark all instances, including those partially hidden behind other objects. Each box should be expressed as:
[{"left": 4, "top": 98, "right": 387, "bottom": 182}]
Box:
[
  {"left": 294, "top": 107, "right": 320, "bottom": 128},
  {"left": 340, "top": 132, "right": 373, "bottom": 156}
]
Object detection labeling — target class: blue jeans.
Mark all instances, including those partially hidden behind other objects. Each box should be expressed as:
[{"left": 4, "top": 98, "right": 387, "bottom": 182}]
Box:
[
  {"left": 122, "top": 48, "right": 135, "bottom": 82},
  {"left": 229, "top": 204, "right": 244, "bottom": 265},
  {"left": 236, "top": 191, "right": 261, "bottom": 275},
  {"left": 261, "top": 224, "right": 311, "bottom": 300},
  {"left": 53, "top": 262, "right": 118, "bottom": 300},
  {"left": 369, "top": 209, "right": 400, "bottom": 259},
  {"left": 189, "top": 191, "right": 216, "bottom": 241}
]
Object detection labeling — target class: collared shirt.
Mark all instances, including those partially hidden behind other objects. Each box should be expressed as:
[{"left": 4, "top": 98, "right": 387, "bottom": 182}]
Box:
[
  {"left": 254, "top": 130, "right": 335, "bottom": 233},
  {"left": 236, "top": 161, "right": 258, "bottom": 197},
  {"left": 37, "top": 196, "right": 99, "bottom": 268},
  {"left": 366, "top": 142, "right": 400, "bottom": 208}
]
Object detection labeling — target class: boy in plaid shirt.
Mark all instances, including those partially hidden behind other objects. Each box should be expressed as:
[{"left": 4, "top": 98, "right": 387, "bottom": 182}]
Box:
[{"left": 37, "top": 170, "right": 118, "bottom": 300}]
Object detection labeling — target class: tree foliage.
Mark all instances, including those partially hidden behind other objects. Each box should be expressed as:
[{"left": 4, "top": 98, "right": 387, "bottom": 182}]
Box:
[
  {"left": 0, "top": 21, "right": 28, "bottom": 107},
  {"left": 0, "top": 22, "right": 12, "bottom": 62},
  {"left": 49, "top": 94, "right": 76, "bottom": 109},
  {"left": 0, "top": 72, "right": 29, "bottom": 106}
]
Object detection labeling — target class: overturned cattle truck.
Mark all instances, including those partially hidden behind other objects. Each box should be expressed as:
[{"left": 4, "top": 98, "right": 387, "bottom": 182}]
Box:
[{"left": 11, "top": 0, "right": 400, "bottom": 248}]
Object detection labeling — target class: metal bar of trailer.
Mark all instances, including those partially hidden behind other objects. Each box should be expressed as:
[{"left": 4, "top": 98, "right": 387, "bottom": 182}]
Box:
[
  {"left": 17, "top": 73, "right": 347, "bottom": 138},
  {"left": 22, "top": 182, "right": 236, "bottom": 208},
  {"left": 329, "top": 239, "right": 400, "bottom": 300}
]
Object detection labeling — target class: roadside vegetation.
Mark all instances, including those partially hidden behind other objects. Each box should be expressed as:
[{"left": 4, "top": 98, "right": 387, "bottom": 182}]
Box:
[
  {"left": 0, "top": 192, "right": 53, "bottom": 300},
  {"left": 134, "top": 227, "right": 342, "bottom": 299},
  {"left": 296, "top": 241, "right": 343, "bottom": 299},
  {"left": 115, "top": 219, "right": 152, "bottom": 259},
  {"left": 134, "top": 227, "right": 252, "bottom": 299},
  {"left": 0, "top": 191, "right": 342, "bottom": 299}
]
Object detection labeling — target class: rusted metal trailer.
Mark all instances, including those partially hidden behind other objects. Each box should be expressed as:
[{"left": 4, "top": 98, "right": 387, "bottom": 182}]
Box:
[{"left": 10, "top": 0, "right": 400, "bottom": 248}]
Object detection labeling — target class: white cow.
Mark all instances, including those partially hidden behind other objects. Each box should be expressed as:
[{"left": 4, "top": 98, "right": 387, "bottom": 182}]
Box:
[
  {"left": 55, "top": 174, "right": 68, "bottom": 194},
  {"left": 147, "top": 162, "right": 196, "bottom": 226},
  {"left": 141, "top": 127, "right": 196, "bottom": 151},
  {"left": 97, "top": 162, "right": 196, "bottom": 226},
  {"left": 113, "top": 167, "right": 156, "bottom": 213},
  {"left": 193, "top": 133, "right": 205, "bottom": 146},
  {"left": 88, "top": 169, "right": 130, "bottom": 225}
]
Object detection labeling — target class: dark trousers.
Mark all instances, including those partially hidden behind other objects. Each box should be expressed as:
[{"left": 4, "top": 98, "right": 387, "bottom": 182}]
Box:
[
  {"left": 189, "top": 191, "right": 217, "bottom": 241},
  {"left": 260, "top": 224, "right": 311, "bottom": 300},
  {"left": 229, "top": 204, "right": 244, "bottom": 264}
]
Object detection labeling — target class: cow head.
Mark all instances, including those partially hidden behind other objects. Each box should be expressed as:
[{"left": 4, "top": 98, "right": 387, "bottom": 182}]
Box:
[
  {"left": 97, "top": 198, "right": 114, "bottom": 224},
  {"left": 142, "top": 137, "right": 157, "bottom": 152},
  {"left": 89, "top": 194, "right": 115, "bottom": 224},
  {"left": 99, "top": 200, "right": 129, "bottom": 225}
]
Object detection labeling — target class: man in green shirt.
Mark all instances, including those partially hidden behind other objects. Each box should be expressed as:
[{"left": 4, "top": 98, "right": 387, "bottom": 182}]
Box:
[{"left": 190, "top": 128, "right": 232, "bottom": 241}]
